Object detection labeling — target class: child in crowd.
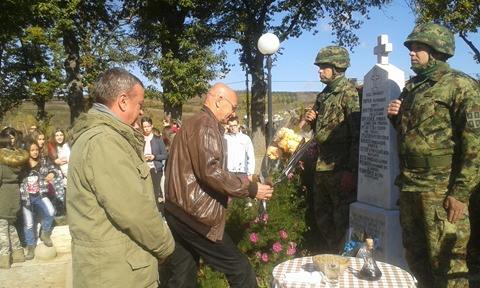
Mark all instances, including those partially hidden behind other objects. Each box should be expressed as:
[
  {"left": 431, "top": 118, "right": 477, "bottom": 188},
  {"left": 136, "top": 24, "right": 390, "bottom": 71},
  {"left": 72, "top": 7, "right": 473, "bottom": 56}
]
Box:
[
  {"left": 20, "top": 140, "right": 62, "bottom": 260},
  {"left": 31, "top": 130, "right": 65, "bottom": 215},
  {"left": 0, "top": 128, "right": 29, "bottom": 269},
  {"left": 47, "top": 128, "right": 69, "bottom": 211}
]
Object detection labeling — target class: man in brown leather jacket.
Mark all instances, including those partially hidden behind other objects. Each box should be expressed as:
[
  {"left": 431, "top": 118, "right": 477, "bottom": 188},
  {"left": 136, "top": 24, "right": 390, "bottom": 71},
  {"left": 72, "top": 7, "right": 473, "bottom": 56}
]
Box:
[{"left": 164, "top": 83, "right": 274, "bottom": 287}]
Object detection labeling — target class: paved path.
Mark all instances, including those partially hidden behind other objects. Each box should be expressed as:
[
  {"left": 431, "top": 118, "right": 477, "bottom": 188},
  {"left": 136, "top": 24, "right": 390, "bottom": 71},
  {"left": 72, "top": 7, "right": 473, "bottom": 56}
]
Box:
[{"left": 0, "top": 225, "right": 72, "bottom": 288}]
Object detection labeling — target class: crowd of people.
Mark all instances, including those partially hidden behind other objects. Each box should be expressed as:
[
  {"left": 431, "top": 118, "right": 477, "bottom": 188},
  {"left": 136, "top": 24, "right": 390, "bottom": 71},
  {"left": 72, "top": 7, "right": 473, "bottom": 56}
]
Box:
[
  {"left": 0, "top": 22, "right": 479, "bottom": 288},
  {"left": 0, "top": 127, "right": 69, "bottom": 267}
]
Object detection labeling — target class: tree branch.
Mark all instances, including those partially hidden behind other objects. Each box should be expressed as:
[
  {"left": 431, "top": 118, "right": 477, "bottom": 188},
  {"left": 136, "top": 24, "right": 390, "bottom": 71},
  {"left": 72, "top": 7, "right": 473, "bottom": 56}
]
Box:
[
  {"left": 278, "top": 3, "right": 304, "bottom": 41},
  {"left": 459, "top": 31, "right": 480, "bottom": 63}
]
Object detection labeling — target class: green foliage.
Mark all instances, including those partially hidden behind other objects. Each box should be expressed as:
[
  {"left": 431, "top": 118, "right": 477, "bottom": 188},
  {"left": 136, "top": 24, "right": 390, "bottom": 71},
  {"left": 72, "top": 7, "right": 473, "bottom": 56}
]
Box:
[
  {"left": 411, "top": 0, "right": 480, "bottom": 62},
  {"left": 197, "top": 265, "right": 228, "bottom": 288},
  {"left": 144, "top": 86, "right": 163, "bottom": 101},
  {"left": 129, "top": 0, "right": 229, "bottom": 118},
  {"left": 205, "top": 173, "right": 307, "bottom": 288},
  {"left": 154, "top": 48, "right": 228, "bottom": 106}
]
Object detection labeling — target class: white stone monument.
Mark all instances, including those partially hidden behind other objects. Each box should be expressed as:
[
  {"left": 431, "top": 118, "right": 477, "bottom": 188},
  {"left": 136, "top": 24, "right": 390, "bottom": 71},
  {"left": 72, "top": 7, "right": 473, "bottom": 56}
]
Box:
[
  {"left": 358, "top": 34, "right": 404, "bottom": 210},
  {"left": 349, "top": 34, "right": 407, "bottom": 269}
]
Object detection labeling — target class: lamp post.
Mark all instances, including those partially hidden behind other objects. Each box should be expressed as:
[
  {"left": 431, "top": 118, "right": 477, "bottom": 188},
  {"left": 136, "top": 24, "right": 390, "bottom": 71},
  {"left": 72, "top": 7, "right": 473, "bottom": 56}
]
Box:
[{"left": 257, "top": 32, "right": 280, "bottom": 145}]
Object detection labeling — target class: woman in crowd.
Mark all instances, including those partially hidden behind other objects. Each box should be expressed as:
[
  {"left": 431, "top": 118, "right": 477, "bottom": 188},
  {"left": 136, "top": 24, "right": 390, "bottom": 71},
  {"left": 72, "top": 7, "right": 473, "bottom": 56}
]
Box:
[
  {"left": 20, "top": 140, "right": 60, "bottom": 260},
  {"left": 30, "top": 130, "right": 48, "bottom": 159},
  {"left": 47, "top": 128, "right": 69, "bottom": 212},
  {"left": 31, "top": 130, "right": 64, "bottom": 212},
  {"left": 0, "top": 127, "right": 29, "bottom": 269},
  {"left": 48, "top": 128, "right": 70, "bottom": 177}
]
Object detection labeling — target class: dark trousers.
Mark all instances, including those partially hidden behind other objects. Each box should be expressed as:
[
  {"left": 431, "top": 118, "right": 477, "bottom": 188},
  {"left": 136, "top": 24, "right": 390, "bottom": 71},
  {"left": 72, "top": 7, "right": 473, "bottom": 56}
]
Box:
[
  {"left": 150, "top": 168, "right": 163, "bottom": 199},
  {"left": 163, "top": 212, "right": 257, "bottom": 288}
]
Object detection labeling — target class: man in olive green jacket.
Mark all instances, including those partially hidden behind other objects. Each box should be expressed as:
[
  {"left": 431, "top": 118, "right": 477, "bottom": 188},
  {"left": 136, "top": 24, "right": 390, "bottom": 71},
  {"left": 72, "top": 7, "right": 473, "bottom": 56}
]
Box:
[{"left": 67, "top": 68, "right": 174, "bottom": 288}]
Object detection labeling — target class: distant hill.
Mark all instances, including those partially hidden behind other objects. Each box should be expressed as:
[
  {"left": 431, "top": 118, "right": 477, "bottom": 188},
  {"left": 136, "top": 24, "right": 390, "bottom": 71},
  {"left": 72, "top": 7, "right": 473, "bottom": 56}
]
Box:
[{"left": 1, "top": 91, "right": 317, "bottom": 133}]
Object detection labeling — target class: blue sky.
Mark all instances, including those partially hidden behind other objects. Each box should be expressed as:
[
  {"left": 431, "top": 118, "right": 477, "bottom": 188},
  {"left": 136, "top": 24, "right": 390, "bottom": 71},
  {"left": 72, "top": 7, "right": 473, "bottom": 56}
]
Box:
[
  {"left": 217, "top": 1, "right": 480, "bottom": 92},
  {"left": 133, "top": 1, "right": 479, "bottom": 92}
]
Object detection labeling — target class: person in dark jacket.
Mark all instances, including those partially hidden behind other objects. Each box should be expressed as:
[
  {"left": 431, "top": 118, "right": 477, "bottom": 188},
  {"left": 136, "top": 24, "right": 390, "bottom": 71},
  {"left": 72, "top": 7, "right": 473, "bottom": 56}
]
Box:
[
  {"left": 141, "top": 116, "right": 168, "bottom": 207},
  {"left": 163, "top": 83, "right": 274, "bottom": 288},
  {"left": 0, "top": 128, "right": 29, "bottom": 269}
]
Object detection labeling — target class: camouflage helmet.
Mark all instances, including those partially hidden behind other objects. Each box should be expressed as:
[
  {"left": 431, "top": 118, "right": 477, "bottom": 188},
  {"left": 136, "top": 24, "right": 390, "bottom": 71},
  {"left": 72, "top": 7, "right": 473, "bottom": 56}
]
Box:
[
  {"left": 314, "top": 46, "right": 350, "bottom": 69},
  {"left": 404, "top": 23, "right": 455, "bottom": 58}
]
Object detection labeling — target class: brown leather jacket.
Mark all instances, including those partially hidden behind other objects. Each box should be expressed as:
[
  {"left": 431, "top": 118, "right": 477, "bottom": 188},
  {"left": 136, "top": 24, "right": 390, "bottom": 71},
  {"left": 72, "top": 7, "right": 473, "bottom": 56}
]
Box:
[{"left": 165, "top": 106, "right": 257, "bottom": 241}]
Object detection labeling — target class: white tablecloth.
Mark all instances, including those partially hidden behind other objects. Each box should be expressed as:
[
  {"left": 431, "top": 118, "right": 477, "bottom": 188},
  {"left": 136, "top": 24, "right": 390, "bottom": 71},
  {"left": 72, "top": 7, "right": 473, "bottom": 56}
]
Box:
[{"left": 272, "top": 256, "right": 416, "bottom": 288}]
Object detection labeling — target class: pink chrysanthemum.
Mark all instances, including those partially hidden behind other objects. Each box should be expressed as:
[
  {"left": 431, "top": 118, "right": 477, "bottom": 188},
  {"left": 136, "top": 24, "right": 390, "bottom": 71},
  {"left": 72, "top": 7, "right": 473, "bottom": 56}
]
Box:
[
  {"left": 272, "top": 242, "right": 283, "bottom": 253},
  {"left": 249, "top": 233, "right": 259, "bottom": 243}
]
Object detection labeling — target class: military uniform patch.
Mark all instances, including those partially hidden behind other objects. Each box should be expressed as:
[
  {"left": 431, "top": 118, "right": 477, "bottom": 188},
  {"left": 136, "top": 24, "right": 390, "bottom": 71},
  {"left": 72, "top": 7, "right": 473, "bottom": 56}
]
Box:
[{"left": 466, "top": 110, "right": 480, "bottom": 129}]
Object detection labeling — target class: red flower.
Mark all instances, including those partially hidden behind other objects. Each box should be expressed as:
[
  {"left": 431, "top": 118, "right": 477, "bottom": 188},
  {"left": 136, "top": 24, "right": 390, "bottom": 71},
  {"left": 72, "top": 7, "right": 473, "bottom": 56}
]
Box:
[{"left": 279, "top": 230, "right": 288, "bottom": 240}]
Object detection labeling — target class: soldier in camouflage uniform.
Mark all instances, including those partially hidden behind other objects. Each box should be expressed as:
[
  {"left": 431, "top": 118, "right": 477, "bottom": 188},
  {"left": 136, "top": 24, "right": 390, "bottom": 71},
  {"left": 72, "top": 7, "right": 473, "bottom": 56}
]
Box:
[
  {"left": 388, "top": 23, "right": 480, "bottom": 288},
  {"left": 303, "top": 46, "right": 360, "bottom": 253}
]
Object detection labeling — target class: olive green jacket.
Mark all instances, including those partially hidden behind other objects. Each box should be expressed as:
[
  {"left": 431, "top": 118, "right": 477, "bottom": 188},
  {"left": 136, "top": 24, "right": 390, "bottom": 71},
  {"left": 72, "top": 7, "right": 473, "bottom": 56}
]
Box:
[
  {"left": 0, "top": 148, "right": 29, "bottom": 222},
  {"left": 67, "top": 106, "right": 174, "bottom": 288},
  {"left": 313, "top": 76, "right": 360, "bottom": 172},
  {"left": 391, "top": 63, "right": 480, "bottom": 202}
]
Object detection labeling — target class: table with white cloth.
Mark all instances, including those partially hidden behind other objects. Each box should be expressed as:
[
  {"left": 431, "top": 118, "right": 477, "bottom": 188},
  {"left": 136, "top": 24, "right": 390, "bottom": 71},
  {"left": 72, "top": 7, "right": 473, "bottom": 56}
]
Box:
[{"left": 272, "top": 256, "right": 416, "bottom": 288}]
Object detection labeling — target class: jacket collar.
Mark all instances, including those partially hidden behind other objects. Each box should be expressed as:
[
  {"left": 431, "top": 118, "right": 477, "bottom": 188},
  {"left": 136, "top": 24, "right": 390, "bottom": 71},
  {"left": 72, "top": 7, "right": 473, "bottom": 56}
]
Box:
[
  {"left": 70, "top": 105, "right": 145, "bottom": 159},
  {"left": 201, "top": 106, "right": 225, "bottom": 134},
  {"left": 406, "top": 62, "right": 451, "bottom": 92},
  {"left": 324, "top": 76, "right": 348, "bottom": 94}
]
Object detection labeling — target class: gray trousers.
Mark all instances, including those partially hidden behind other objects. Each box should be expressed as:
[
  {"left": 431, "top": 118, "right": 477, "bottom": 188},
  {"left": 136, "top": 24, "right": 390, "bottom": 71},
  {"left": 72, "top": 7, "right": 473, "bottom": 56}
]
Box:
[{"left": 0, "top": 219, "right": 22, "bottom": 256}]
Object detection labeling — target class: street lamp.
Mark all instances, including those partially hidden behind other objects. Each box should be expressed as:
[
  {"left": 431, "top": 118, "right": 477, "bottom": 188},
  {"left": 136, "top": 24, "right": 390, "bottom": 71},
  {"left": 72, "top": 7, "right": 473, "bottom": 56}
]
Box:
[{"left": 257, "top": 32, "right": 280, "bottom": 145}]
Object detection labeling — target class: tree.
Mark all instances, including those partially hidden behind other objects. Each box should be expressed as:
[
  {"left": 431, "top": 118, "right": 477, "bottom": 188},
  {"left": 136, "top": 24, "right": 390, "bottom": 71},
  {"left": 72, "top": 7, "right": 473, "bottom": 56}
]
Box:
[
  {"left": 0, "top": 0, "right": 34, "bottom": 120},
  {"left": 127, "top": 0, "right": 229, "bottom": 120},
  {"left": 19, "top": 25, "right": 64, "bottom": 121},
  {"left": 211, "top": 0, "right": 390, "bottom": 158},
  {"left": 409, "top": 0, "right": 480, "bottom": 63},
  {"left": 32, "top": 0, "right": 131, "bottom": 124}
]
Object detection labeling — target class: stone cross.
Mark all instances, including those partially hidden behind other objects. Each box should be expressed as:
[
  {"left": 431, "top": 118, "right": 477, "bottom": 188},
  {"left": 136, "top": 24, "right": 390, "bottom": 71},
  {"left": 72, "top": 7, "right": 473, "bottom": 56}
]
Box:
[{"left": 374, "top": 34, "right": 393, "bottom": 65}]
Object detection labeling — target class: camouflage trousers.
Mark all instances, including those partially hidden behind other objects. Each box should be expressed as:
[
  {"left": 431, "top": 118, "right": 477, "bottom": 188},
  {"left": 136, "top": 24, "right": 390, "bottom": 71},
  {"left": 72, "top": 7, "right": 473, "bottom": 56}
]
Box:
[
  {"left": 313, "top": 171, "right": 356, "bottom": 254},
  {"left": 399, "top": 191, "right": 470, "bottom": 288},
  {"left": 0, "top": 219, "right": 22, "bottom": 257}
]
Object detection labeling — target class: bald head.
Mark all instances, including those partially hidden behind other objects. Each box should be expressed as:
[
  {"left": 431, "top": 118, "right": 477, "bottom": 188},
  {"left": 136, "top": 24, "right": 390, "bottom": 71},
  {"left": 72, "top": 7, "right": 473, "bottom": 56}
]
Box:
[{"left": 205, "top": 83, "right": 238, "bottom": 124}]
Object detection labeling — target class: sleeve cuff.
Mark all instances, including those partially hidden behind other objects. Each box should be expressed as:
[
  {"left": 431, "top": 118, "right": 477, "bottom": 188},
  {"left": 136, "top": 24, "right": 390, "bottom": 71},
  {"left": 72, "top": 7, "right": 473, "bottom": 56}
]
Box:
[
  {"left": 247, "top": 179, "right": 258, "bottom": 199},
  {"left": 448, "top": 186, "right": 470, "bottom": 203}
]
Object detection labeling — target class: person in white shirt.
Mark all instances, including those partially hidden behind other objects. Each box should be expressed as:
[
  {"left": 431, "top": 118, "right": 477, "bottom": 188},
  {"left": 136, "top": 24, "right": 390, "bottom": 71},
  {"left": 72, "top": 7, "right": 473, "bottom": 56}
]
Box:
[{"left": 223, "top": 117, "right": 255, "bottom": 176}]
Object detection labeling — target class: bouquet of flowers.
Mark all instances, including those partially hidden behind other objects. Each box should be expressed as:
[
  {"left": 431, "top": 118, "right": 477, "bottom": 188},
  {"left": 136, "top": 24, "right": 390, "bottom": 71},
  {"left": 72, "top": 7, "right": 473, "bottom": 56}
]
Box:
[
  {"left": 260, "top": 109, "right": 315, "bottom": 189},
  {"left": 266, "top": 127, "right": 304, "bottom": 160}
]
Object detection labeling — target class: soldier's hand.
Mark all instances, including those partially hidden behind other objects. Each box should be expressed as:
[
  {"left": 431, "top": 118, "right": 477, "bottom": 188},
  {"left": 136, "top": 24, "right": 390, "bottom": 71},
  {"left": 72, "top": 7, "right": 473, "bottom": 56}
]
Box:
[
  {"left": 443, "top": 196, "right": 467, "bottom": 224},
  {"left": 387, "top": 99, "right": 402, "bottom": 116},
  {"left": 255, "top": 183, "right": 274, "bottom": 201},
  {"left": 304, "top": 109, "right": 318, "bottom": 123}
]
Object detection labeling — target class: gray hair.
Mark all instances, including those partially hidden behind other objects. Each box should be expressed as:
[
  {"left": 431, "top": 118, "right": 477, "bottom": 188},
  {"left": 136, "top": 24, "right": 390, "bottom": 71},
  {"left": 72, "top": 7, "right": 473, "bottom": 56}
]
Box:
[{"left": 93, "top": 68, "right": 144, "bottom": 106}]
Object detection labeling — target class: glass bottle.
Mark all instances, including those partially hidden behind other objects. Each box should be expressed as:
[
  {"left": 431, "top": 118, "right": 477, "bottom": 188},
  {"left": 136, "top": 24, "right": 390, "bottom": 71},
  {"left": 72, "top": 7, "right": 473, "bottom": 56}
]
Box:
[{"left": 357, "top": 238, "right": 382, "bottom": 281}]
